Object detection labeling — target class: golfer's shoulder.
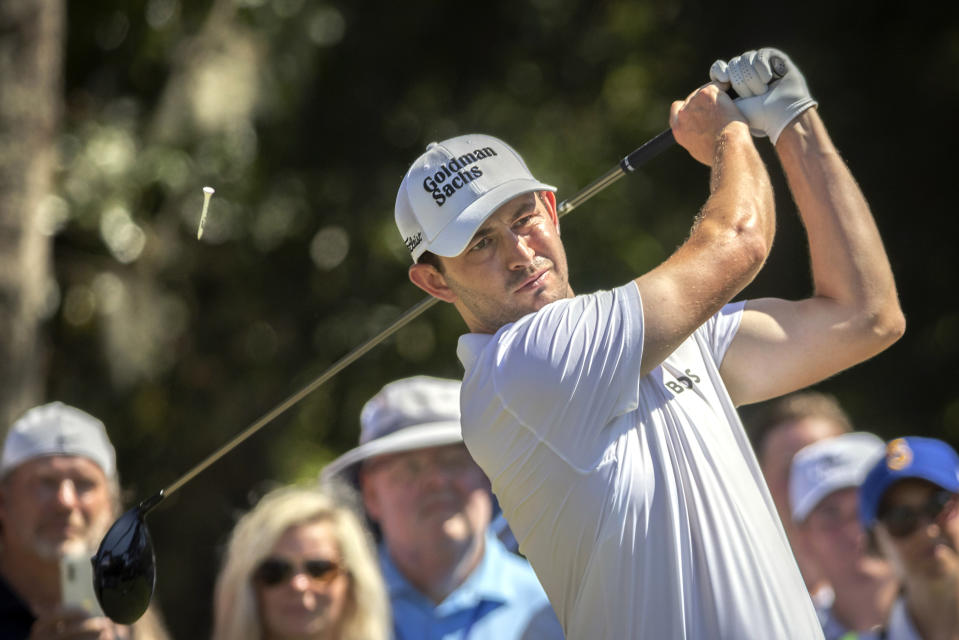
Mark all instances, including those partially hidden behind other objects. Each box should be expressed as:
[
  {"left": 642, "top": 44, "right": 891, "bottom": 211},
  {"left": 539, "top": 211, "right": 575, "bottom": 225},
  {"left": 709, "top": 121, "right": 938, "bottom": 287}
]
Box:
[{"left": 505, "top": 284, "right": 639, "bottom": 344}]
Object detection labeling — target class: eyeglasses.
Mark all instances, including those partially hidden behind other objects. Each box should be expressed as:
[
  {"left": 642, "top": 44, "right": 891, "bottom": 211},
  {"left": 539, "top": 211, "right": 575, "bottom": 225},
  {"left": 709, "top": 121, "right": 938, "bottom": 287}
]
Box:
[
  {"left": 878, "top": 489, "right": 958, "bottom": 538},
  {"left": 253, "top": 557, "right": 344, "bottom": 587},
  {"left": 365, "top": 447, "right": 476, "bottom": 483}
]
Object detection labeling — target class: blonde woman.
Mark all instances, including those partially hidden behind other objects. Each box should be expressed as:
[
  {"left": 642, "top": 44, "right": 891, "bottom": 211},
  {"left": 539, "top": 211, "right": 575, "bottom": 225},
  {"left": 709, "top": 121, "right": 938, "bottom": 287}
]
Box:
[{"left": 212, "top": 483, "right": 390, "bottom": 640}]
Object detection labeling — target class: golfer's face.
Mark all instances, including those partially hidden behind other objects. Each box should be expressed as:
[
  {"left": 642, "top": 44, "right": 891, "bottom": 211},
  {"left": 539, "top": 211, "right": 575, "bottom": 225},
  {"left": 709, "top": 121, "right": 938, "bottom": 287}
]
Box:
[
  {"left": 361, "top": 444, "right": 492, "bottom": 549},
  {"left": 441, "top": 192, "right": 572, "bottom": 333},
  {"left": 0, "top": 456, "right": 114, "bottom": 559}
]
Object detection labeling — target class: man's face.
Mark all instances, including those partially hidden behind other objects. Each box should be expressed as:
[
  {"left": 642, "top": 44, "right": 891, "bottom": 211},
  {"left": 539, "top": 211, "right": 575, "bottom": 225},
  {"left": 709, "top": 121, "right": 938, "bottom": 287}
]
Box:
[
  {"left": 760, "top": 417, "right": 847, "bottom": 526},
  {"left": 798, "top": 487, "right": 889, "bottom": 583},
  {"left": 410, "top": 191, "right": 573, "bottom": 334},
  {"left": 0, "top": 456, "right": 115, "bottom": 560},
  {"left": 874, "top": 479, "right": 959, "bottom": 584},
  {"left": 360, "top": 444, "right": 492, "bottom": 556}
]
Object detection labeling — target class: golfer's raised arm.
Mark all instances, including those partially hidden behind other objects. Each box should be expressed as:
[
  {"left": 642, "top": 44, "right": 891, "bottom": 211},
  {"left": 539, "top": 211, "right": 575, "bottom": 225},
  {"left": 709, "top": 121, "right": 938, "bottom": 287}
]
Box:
[
  {"left": 634, "top": 82, "right": 775, "bottom": 376},
  {"left": 716, "top": 50, "right": 905, "bottom": 405}
]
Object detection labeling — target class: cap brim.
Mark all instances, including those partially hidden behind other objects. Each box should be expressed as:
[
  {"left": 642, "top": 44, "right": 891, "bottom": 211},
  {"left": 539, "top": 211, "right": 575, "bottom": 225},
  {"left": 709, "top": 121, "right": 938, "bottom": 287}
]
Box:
[
  {"left": 792, "top": 476, "right": 857, "bottom": 523},
  {"left": 320, "top": 422, "right": 463, "bottom": 486},
  {"left": 864, "top": 466, "right": 959, "bottom": 526},
  {"left": 426, "top": 178, "right": 556, "bottom": 258}
]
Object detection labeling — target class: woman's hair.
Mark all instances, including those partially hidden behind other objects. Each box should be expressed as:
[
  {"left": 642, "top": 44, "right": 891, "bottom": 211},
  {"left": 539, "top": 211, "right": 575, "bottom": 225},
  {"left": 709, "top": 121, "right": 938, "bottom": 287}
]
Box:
[{"left": 211, "top": 482, "right": 391, "bottom": 640}]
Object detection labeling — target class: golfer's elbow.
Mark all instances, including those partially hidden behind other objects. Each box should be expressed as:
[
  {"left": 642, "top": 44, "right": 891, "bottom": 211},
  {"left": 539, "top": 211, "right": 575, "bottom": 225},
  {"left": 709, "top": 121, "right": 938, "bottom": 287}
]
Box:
[
  {"left": 853, "top": 294, "right": 906, "bottom": 356},
  {"left": 726, "top": 212, "right": 773, "bottom": 279},
  {"left": 873, "top": 299, "right": 906, "bottom": 349}
]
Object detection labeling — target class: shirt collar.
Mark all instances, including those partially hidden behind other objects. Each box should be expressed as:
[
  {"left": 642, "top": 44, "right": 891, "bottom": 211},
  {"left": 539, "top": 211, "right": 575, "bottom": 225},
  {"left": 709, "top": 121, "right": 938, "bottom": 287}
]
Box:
[
  {"left": 379, "top": 531, "right": 512, "bottom": 609},
  {"left": 456, "top": 333, "right": 492, "bottom": 372}
]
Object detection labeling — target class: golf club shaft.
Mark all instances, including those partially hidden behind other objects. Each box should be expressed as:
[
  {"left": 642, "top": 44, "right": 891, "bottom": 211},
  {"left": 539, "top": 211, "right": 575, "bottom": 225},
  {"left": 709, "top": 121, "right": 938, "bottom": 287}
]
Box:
[
  {"left": 153, "top": 129, "right": 678, "bottom": 509},
  {"left": 558, "top": 129, "right": 674, "bottom": 218}
]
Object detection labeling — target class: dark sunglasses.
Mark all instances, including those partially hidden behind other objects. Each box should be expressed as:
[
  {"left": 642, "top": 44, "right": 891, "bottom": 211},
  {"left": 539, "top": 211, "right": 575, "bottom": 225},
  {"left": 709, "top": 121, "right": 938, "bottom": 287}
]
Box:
[
  {"left": 253, "top": 557, "right": 344, "bottom": 587},
  {"left": 879, "top": 489, "right": 958, "bottom": 538}
]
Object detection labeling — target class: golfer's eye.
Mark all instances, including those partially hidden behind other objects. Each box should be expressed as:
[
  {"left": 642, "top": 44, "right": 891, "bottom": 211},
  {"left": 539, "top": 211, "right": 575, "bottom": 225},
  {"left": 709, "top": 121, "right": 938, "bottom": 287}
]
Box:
[
  {"left": 470, "top": 237, "right": 492, "bottom": 252},
  {"left": 511, "top": 213, "right": 538, "bottom": 232}
]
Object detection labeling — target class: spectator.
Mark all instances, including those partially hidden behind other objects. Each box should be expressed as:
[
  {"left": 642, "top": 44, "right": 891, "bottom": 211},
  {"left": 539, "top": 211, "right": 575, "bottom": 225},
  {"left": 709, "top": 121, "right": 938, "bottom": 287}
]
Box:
[
  {"left": 748, "top": 391, "right": 854, "bottom": 598},
  {"left": 860, "top": 436, "right": 959, "bottom": 639},
  {"left": 0, "top": 401, "right": 170, "bottom": 639},
  {"left": 789, "top": 432, "right": 898, "bottom": 639},
  {"left": 212, "top": 483, "right": 390, "bottom": 640},
  {"left": 322, "top": 375, "right": 563, "bottom": 639}
]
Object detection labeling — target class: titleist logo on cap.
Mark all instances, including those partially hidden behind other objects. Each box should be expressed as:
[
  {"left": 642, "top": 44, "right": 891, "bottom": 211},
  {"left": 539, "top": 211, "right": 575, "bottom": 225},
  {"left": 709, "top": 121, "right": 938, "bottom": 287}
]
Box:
[{"left": 421, "top": 146, "right": 498, "bottom": 206}]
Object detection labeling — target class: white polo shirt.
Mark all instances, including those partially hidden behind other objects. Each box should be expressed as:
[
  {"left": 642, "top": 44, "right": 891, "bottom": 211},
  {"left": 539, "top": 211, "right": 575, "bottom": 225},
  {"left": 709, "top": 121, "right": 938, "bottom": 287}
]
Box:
[{"left": 456, "top": 283, "right": 823, "bottom": 639}]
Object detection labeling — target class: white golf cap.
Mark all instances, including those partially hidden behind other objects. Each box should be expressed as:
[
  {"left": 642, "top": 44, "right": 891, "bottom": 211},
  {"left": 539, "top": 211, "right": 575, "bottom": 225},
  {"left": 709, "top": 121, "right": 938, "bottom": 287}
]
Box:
[
  {"left": 1, "top": 401, "right": 117, "bottom": 479},
  {"left": 321, "top": 376, "right": 463, "bottom": 483},
  {"left": 789, "top": 431, "right": 885, "bottom": 523},
  {"left": 395, "top": 134, "right": 556, "bottom": 262}
]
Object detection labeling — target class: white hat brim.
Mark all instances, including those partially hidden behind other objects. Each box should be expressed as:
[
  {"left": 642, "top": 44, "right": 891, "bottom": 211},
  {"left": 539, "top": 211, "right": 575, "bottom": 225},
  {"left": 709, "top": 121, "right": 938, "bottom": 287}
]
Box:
[
  {"left": 426, "top": 178, "right": 556, "bottom": 258},
  {"left": 321, "top": 422, "right": 463, "bottom": 483}
]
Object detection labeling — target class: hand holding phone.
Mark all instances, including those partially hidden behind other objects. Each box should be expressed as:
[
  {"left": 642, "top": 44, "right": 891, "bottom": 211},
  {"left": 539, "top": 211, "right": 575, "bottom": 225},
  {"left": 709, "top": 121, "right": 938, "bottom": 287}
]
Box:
[{"left": 59, "top": 551, "right": 104, "bottom": 616}]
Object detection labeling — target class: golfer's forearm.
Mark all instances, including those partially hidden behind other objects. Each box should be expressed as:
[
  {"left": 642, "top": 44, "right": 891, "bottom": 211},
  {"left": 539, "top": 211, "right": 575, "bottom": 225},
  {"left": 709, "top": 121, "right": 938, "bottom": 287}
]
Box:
[
  {"left": 694, "top": 123, "right": 775, "bottom": 272},
  {"left": 633, "top": 125, "right": 775, "bottom": 376},
  {"left": 776, "top": 109, "right": 905, "bottom": 343}
]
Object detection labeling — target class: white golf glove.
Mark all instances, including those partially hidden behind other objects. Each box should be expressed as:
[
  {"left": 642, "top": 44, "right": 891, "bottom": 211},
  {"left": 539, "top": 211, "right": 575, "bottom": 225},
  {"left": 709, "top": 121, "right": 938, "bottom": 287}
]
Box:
[{"left": 709, "top": 48, "right": 817, "bottom": 144}]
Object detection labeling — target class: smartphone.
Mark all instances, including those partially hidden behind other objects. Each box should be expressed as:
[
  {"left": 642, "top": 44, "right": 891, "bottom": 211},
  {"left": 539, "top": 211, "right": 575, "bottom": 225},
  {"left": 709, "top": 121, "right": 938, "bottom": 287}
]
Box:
[{"left": 60, "top": 552, "right": 104, "bottom": 616}]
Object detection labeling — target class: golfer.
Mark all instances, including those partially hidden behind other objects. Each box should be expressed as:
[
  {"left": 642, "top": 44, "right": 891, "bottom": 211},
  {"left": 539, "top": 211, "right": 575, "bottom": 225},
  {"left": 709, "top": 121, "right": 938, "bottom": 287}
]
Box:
[{"left": 395, "top": 47, "right": 904, "bottom": 638}]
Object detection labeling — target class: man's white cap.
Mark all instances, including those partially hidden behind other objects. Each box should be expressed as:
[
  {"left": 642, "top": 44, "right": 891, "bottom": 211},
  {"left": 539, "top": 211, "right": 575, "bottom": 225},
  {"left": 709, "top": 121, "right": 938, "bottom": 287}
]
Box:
[
  {"left": 789, "top": 431, "right": 885, "bottom": 523},
  {"left": 395, "top": 134, "right": 556, "bottom": 262},
  {"left": 321, "top": 376, "right": 463, "bottom": 484},
  {"left": 1, "top": 401, "right": 117, "bottom": 479}
]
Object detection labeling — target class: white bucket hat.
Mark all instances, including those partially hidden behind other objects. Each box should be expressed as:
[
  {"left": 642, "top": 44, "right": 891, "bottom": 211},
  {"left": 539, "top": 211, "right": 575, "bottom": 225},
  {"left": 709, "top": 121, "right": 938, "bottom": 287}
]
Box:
[
  {"left": 1, "top": 401, "right": 117, "bottom": 479},
  {"left": 394, "top": 134, "right": 556, "bottom": 262},
  {"left": 321, "top": 376, "right": 463, "bottom": 484},
  {"left": 788, "top": 431, "right": 885, "bottom": 523}
]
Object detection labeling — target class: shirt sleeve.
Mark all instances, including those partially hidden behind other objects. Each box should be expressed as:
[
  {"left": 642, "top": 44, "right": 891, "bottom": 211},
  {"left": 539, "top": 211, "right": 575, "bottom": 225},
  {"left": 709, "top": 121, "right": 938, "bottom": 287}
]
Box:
[
  {"left": 488, "top": 282, "right": 644, "bottom": 441},
  {"left": 696, "top": 300, "right": 746, "bottom": 365}
]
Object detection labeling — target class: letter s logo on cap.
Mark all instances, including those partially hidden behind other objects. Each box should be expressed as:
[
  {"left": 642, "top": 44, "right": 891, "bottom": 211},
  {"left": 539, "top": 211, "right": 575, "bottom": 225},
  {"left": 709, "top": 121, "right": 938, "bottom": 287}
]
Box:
[{"left": 886, "top": 438, "right": 913, "bottom": 471}]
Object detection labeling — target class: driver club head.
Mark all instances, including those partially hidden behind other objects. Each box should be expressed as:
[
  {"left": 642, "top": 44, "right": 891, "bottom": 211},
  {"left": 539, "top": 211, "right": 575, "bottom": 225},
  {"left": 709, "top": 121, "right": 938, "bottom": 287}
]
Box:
[{"left": 91, "top": 500, "right": 158, "bottom": 624}]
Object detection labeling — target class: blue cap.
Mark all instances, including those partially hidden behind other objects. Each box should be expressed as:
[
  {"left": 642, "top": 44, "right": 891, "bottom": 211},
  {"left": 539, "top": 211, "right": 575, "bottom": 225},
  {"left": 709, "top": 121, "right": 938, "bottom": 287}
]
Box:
[{"left": 859, "top": 436, "right": 959, "bottom": 529}]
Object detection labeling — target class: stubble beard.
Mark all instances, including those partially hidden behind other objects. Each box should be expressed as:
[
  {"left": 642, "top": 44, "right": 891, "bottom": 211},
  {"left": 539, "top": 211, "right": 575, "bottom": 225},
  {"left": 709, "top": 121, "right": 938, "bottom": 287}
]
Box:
[
  {"left": 450, "top": 258, "right": 572, "bottom": 333},
  {"left": 28, "top": 509, "right": 114, "bottom": 561}
]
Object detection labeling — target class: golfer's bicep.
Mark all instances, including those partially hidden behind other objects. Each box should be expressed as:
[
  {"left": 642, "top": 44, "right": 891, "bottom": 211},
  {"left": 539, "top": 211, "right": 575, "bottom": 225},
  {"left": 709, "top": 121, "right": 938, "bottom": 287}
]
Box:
[
  {"left": 721, "top": 297, "right": 863, "bottom": 406},
  {"left": 635, "top": 263, "right": 738, "bottom": 375}
]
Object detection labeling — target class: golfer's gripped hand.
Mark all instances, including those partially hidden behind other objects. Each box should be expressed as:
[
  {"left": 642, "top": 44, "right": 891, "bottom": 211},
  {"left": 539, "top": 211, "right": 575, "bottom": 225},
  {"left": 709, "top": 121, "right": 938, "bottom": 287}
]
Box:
[
  {"left": 709, "top": 47, "right": 817, "bottom": 144},
  {"left": 670, "top": 81, "right": 751, "bottom": 166}
]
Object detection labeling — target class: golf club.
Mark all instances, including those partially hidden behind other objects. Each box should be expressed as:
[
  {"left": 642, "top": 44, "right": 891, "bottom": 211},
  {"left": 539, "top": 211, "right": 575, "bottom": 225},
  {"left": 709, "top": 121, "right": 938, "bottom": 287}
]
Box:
[{"left": 91, "top": 129, "right": 677, "bottom": 624}]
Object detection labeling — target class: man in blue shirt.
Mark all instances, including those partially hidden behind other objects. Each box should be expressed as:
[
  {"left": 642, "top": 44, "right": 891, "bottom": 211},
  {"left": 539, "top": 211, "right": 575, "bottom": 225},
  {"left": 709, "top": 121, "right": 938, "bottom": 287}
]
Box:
[{"left": 323, "top": 375, "right": 563, "bottom": 639}]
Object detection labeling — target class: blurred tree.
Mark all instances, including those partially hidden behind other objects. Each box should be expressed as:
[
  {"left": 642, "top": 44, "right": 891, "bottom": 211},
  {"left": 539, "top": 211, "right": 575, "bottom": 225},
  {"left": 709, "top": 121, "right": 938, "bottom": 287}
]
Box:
[{"left": 0, "top": 0, "right": 63, "bottom": 429}]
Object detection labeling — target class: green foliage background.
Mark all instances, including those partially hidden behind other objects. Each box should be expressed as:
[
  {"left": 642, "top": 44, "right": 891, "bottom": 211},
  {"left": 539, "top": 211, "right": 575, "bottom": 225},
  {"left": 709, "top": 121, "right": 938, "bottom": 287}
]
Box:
[{"left": 42, "top": 0, "right": 959, "bottom": 636}]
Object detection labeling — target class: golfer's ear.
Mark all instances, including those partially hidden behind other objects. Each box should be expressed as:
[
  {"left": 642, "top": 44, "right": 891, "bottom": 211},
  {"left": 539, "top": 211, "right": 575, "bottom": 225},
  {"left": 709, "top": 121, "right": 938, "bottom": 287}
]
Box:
[
  {"left": 409, "top": 262, "right": 457, "bottom": 303},
  {"left": 542, "top": 190, "right": 559, "bottom": 231}
]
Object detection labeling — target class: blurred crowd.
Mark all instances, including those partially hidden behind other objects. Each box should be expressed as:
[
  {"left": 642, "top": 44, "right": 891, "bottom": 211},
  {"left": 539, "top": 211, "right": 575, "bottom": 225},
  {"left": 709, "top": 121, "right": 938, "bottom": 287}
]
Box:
[{"left": 2, "top": 383, "right": 957, "bottom": 639}]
